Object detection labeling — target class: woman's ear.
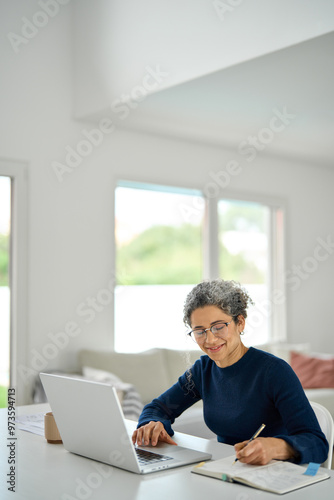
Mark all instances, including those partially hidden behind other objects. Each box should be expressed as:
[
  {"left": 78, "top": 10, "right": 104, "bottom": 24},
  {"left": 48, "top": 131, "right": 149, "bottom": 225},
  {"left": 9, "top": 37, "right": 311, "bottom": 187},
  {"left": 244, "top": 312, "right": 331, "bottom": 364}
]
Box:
[{"left": 237, "top": 315, "right": 246, "bottom": 333}]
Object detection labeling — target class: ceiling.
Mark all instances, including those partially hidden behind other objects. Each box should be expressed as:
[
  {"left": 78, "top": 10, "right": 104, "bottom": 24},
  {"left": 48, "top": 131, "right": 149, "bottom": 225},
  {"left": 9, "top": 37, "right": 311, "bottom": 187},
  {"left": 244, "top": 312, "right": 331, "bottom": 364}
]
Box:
[{"left": 105, "top": 31, "right": 334, "bottom": 168}]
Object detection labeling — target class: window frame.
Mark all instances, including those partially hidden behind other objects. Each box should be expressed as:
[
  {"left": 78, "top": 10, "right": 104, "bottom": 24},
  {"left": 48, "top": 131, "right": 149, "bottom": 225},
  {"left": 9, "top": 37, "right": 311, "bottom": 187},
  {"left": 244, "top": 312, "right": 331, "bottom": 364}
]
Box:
[{"left": 0, "top": 160, "right": 28, "bottom": 404}]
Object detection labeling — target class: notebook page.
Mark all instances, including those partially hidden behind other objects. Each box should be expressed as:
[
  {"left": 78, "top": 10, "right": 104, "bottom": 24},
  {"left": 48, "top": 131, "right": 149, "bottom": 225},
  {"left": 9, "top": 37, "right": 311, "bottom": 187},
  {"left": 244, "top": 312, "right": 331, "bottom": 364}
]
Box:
[
  {"left": 237, "top": 461, "right": 328, "bottom": 492},
  {"left": 197, "top": 455, "right": 277, "bottom": 475}
]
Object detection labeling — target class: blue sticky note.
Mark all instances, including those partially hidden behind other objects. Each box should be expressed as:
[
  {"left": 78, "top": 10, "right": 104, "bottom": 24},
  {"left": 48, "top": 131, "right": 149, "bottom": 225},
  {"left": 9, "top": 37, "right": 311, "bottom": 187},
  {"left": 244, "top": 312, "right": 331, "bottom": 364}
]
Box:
[{"left": 303, "top": 463, "right": 320, "bottom": 476}]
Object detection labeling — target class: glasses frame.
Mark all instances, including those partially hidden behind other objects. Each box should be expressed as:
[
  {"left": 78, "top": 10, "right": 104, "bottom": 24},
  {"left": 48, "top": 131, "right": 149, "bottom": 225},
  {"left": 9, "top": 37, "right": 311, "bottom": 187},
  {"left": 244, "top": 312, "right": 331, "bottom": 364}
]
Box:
[{"left": 187, "top": 321, "right": 232, "bottom": 344}]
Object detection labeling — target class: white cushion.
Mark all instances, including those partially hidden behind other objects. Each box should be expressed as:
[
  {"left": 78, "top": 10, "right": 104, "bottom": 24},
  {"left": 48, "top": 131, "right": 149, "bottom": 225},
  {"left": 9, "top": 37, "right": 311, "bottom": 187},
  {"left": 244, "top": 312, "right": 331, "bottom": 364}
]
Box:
[
  {"left": 82, "top": 366, "right": 129, "bottom": 403},
  {"left": 161, "top": 349, "right": 202, "bottom": 386},
  {"left": 78, "top": 349, "right": 170, "bottom": 404},
  {"left": 257, "top": 343, "right": 311, "bottom": 363}
]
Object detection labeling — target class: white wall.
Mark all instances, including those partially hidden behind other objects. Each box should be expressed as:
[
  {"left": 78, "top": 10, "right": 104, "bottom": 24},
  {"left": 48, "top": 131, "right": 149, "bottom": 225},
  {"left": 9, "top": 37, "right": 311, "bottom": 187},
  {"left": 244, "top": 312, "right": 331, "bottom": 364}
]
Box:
[
  {"left": 1, "top": 1, "right": 334, "bottom": 403},
  {"left": 74, "top": 0, "right": 334, "bottom": 118}
]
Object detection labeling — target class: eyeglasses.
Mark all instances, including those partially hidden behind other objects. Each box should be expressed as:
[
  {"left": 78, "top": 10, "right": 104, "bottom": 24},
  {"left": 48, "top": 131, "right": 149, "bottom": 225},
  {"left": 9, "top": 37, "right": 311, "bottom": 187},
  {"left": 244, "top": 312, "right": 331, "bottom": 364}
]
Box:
[{"left": 187, "top": 321, "right": 231, "bottom": 344}]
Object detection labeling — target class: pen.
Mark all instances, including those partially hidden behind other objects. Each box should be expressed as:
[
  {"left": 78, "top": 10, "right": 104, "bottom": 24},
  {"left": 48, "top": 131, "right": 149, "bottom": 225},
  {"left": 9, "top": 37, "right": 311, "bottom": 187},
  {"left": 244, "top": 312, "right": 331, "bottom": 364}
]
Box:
[{"left": 232, "top": 423, "right": 266, "bottom": 465}]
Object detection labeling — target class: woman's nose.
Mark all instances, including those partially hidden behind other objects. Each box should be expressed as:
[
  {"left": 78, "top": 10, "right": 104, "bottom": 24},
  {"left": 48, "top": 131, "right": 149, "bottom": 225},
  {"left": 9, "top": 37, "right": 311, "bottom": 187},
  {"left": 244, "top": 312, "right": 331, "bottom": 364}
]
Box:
[{"left": 205, "top": 329, "right": 218, "bottom": 343}]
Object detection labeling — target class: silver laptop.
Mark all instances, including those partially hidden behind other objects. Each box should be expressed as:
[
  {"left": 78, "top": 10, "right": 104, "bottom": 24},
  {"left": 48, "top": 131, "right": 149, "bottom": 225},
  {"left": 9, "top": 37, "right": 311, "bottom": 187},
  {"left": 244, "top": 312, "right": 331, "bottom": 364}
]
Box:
[{"left": 40, "top": 373, "right": 212, "bottom": 474}]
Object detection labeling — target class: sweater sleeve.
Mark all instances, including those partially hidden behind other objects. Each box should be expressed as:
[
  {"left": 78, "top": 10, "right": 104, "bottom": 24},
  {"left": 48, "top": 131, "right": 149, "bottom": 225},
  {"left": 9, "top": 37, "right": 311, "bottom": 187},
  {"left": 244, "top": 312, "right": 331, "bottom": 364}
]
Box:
[
  {"left": 266, "top": 358, "right": 329, "bottom": 464},
  {"left": 137, "top": 362, "right": 202, "bottom": 436}
]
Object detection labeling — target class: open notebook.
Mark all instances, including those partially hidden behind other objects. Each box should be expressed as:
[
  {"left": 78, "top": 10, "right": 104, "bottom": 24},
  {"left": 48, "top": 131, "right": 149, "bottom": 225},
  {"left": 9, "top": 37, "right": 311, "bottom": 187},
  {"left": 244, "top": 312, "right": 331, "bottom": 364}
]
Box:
[{"left": 192, "top": 455, "right": 330, "bottom": 494}]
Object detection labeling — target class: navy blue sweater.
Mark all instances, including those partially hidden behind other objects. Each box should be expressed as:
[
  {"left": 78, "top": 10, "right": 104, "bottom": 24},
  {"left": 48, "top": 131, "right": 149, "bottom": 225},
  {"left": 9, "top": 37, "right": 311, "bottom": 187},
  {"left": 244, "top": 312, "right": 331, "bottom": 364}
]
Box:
[{"left": 137, "top": 347, "right": 328, "bottom": 464}]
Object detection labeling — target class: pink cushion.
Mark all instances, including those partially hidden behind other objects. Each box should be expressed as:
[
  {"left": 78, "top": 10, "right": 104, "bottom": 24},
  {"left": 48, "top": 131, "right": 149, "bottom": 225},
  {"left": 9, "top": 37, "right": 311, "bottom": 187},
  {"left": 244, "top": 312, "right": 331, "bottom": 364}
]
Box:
[{"left": 291, "top": 351, "right": 334, "bottom": 389}]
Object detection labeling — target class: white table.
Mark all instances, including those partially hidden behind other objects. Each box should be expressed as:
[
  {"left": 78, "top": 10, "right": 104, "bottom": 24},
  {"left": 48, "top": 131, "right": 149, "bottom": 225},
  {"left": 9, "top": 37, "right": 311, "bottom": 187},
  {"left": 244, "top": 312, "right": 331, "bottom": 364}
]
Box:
[{"left": 1, "top": 404, "right": 333, "bottom": 500}]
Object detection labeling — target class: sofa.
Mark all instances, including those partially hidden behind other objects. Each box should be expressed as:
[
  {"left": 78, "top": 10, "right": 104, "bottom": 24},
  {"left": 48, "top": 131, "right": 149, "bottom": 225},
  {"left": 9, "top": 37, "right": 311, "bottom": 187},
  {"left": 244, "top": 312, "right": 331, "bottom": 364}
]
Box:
[
  {"left": 77, "top": 347, "right": 215, "bottom": 438},
  {"left": 77, "top": 343, "right": 334, "bottom": 439}
]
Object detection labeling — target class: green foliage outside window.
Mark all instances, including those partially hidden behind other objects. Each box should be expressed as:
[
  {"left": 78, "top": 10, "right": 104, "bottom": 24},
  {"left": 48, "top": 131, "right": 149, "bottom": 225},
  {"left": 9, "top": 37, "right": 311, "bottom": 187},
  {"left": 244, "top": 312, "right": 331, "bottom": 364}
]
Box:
[
  {"left": 116, "top": 222, "right": 262, "bottom": 286},
  {"left": 219, "top": 202, "right": 266, "bottom": 232},
  {"left": 116, "top": 202, "right": 266, "bottom": 286},
  {"left": 0, "top": 386, "right": 7, "bottom": 408},
  {"left": 219, "top": 202, "right": 266, "bottom": 284},
  {"left": 116, "top": 224, "right": 202, "bottom": 285},
  {"left": 219, "top": 246, "right": 264, "bottom": 283},
  {"left": 0, "top": 234, "right": 9, "bottom": 286}
]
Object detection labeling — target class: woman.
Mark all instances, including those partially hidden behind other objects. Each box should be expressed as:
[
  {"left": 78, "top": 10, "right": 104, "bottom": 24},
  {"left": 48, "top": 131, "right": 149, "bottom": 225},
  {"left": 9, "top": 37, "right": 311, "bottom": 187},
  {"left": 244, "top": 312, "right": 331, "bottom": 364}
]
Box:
[{"left": 132, "top": 279, "right": 328, "bottom": 465}]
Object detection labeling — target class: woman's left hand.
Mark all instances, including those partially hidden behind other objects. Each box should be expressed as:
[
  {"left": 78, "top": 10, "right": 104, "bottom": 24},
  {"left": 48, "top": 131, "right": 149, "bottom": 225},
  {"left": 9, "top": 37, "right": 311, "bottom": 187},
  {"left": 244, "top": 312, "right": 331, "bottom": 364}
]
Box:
[{"left": 234, "top": 437, "right": 295, "bottom": 465}]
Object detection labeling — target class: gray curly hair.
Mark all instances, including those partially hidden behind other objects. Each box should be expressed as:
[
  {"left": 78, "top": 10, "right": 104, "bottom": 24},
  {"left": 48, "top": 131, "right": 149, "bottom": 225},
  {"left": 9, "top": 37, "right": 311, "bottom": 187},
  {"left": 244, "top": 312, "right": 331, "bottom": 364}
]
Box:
[{"left": 183, "top": 279, "right": 254, "bottom": 327}]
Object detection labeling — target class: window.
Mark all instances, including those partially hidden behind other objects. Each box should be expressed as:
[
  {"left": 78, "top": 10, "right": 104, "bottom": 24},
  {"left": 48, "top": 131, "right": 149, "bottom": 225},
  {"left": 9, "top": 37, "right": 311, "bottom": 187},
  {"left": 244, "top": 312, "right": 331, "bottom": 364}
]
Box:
[
  {"left": 218, "top": 199, "right": 270, "bottom": 345},
  {"left": 114, "top": 181, "right": 285, "bottom": 352},
  {"left": 0, "top": 176, "right": 11, "bottom": 408},
  {"left": 0, "top": 160, "right": 28, "bottom": 406},
  {"left": 114, "top": 182, "right": 205, "bottom": 352}
]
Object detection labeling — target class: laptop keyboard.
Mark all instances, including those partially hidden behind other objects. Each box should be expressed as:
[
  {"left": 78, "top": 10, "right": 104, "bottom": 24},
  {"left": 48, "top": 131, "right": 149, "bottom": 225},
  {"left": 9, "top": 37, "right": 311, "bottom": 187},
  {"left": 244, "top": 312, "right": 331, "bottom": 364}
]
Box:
[{"left": 135, "top": 448, "right": 173, "bottom": 465}]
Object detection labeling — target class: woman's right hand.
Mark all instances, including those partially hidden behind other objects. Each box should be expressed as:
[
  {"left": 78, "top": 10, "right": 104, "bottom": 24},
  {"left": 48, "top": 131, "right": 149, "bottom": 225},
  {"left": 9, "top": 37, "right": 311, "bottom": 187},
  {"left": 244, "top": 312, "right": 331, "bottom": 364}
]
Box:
[{"left": 132, "top": 421, "right": 177, "bottom": 447}]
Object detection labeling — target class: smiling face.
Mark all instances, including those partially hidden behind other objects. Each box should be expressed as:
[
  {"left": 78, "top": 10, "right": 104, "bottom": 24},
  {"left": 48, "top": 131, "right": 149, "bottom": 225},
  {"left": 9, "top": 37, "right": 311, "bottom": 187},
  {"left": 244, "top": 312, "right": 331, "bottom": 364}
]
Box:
[{"left": 190, "top": 305, "right": 247, "bottom": 368}]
